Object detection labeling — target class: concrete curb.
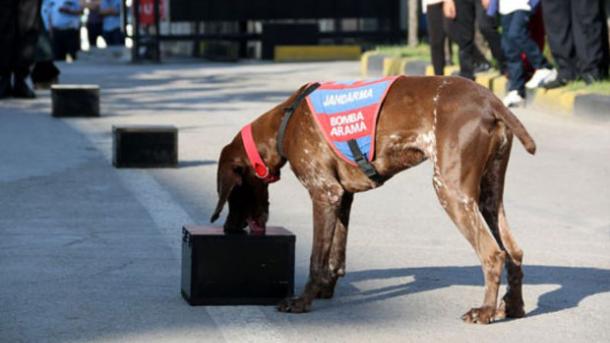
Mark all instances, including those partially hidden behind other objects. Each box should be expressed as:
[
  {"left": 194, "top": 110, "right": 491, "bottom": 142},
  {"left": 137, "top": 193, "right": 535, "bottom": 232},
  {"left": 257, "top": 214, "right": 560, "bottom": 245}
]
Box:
[
  {"left": 528, "top": 88, "right": 579, "bottom": 116},
  {"left": 361, "top": 52, "right": 389, "bottom": 77},
  {"left": 274, "top": 45, "right": 361, "bottom": 62},
  {"left": 359, "top": 53, "right": 609, "bottom": 120},
  {"left": 530, "top": 88, "right": 609, "bottom": 121},
  {"left": 424, "top": 64, "right": 459, "bottom": 76},
  {"left": 361, "top": 53, "right": 428, "bottom": 78},
  {"left": 573, "top": 93, "right": 610, "bottom": 121}
]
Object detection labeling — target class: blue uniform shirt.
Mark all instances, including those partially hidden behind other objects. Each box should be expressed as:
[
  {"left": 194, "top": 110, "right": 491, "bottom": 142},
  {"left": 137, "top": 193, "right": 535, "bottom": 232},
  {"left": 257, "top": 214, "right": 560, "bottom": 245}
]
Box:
[
  {"left": 100, "top": 0, "right": 121, "bottom": 32},
  {"left": 51, "top": 0, "right": 82, "bottom": 29},
  {"left": 41, "top": 0, "right": 55, "bottom": 30}
]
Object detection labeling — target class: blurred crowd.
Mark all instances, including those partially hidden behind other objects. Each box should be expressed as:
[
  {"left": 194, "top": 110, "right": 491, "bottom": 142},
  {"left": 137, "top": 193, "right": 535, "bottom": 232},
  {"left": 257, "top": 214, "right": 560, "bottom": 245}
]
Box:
[
  {"left": 2, "top": 0, "right": 608, "bottom": 106},
  {"left": 423, "top": 0, "right": 610, "bottom": 107},
  {"left": 0, "top": 0, "right": 123, "bottom": 100}
]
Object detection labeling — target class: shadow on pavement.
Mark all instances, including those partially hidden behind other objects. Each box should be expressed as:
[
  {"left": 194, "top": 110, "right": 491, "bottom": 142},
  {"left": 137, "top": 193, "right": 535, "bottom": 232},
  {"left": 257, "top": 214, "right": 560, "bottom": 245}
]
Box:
[
  {"left": 338, "top": 265, "right": 609, "bottom": 317},
  {"left": 179, "top": 160, "right": 217, "bottom": 168}
]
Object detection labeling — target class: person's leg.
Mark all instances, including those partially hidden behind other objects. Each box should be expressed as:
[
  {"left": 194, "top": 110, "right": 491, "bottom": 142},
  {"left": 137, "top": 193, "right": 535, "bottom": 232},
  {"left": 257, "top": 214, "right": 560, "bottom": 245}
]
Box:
[
  {"left": 571, "top": 0, "right": 606, "bottom": 82},
  {"left": 107, "top": 28, "right": 124, "bottom": 46},
  {"left": 31, "top": 29, "right": 60, "bottom": 87},
  {"left": 12, "top": 0, "right": 39, "bottom": 98},
  {"left": 67, "top": 28, "right": 80, "bottom": 60},
  {"left": 52, "top": 29, "right": 66, "bottom": 61},
  {"left": 93, "top": 23, "right": 103, "bottom": 47},
  {"left": 501, "top": 13, "right": 525, "bottom": 95},
  {"left": 447, "top": 0, "right": 476, "bottom": 79},
  {"left": 101, "top": 30, "right": 111, "bottom": 46},
  {"left": 0, "top": 0, "right": 17, "bottom": 74},
  {"left": 14, "top": 0, "right": 40, "bottom": 78},
  {"left": 87, "top": 23, "right": 97, "bottom": 47},
  {"left": 427, "top": 3, "right": 447, "bottom": 75},
  {"left": 472, "top": 45, "right": 491, "bottom": 71},
  {"left": 601, "top": 2, "right": 610, "bottom": 79},
  {"left": 0, "top": 0, "right": 16, "bottom": 97},
  {"left": 475, "top": 0, "right": 506, "bottom": 71},
  {"left": 116, "top": 28, "right": 125, "bottom": 46},
  {"left": 510, "top": 11, "right": 549, "bottom": 70},
  {"left": 541, "top": 0, "right": 577, "bottom": 82}
]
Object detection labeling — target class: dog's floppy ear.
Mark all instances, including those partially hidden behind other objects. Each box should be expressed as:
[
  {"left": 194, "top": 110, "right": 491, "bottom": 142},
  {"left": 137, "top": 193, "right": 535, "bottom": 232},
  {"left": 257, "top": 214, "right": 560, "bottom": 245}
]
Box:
[{"left": 210, "top": 164, "right": 243, "bottom": 223}]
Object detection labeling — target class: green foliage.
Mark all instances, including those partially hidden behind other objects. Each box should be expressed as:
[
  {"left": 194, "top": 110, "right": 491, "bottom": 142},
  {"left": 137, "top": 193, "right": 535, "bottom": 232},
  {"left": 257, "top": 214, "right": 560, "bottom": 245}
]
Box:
[
  {"left": 374, "top": 44, "right": 431, "bottom": 60},
  {"left": 564, "top": 80, "right": 610, "bottom": 95}
]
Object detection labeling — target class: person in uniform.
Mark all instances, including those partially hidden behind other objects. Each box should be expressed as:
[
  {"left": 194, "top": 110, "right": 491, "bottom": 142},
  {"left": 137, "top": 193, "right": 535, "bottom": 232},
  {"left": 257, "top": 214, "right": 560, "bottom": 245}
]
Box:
[
  {"left": 99, "top": 0, "right": 123, "bottom": 46},
  {"left": 50, "top": 0, "right": 83, "bottom": 61}
]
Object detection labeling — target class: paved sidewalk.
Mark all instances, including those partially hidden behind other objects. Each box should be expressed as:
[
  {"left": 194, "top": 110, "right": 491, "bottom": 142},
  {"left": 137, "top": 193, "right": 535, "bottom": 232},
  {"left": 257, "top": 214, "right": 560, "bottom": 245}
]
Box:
[{"left": 1, "top": 61, "right": 609, "bottom": 342}]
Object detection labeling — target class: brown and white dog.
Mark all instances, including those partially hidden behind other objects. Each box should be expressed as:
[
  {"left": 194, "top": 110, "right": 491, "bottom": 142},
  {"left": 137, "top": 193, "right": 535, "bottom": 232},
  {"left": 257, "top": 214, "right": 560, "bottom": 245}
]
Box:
[{"left": 210, "top": 76, "right": 536, "bottom": 324}]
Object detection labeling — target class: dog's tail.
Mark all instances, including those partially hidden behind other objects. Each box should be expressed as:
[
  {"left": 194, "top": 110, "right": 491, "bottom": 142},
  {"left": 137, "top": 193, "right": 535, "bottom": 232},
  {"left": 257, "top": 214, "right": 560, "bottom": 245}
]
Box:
[{"left": 491, "top": 99, "right": 537, "bottom": 155}]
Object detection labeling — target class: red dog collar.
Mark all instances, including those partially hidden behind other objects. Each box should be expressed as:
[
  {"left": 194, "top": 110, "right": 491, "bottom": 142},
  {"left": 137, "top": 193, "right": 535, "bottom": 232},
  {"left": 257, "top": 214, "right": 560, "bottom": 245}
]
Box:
[{"left": 241, "top": 124, "right": 280, "bottom": 183}]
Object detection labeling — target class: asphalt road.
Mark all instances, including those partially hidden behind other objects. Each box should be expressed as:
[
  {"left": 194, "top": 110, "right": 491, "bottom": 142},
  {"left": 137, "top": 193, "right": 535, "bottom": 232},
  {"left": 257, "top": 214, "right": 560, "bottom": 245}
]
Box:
[{"left": 1, "top": 60, "right": 609, "bottom": 343}]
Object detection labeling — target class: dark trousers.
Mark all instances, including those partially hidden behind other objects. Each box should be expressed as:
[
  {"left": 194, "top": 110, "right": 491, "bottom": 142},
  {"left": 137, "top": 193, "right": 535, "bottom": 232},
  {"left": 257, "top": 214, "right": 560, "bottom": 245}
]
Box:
[
  {"left": 0, "top": 0, "right": 41, "bottom": 77},
  {"left": 427, "top": 3, "right": 447, "bottom": 76},
  {"left": 447, "top": 0, "right": 505, "bottom": 79},
  {"left": 502, "top": 10, "right": 550, "bottom": 94},
  {"left": 102, "top": 28, "right": 124, "bottom": 46},
  {"left": 542, "top": 0, "right": 609, "bottom": 80},
  {"left": 87, "top": 22, "right": 103, "bottom": 47},
  {"left": 52, "top": 28, "right": 80, "bottom": 61}
]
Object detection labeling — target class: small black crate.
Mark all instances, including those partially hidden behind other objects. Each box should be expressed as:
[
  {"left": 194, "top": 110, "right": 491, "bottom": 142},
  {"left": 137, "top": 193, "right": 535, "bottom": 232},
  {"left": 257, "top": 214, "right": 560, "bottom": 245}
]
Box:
[
  {"left": 51, "top": 85, "right": 100, "bottom": 117},
  {"left": 181, "top": 225, "right": 295, "bottom": 306},
  {"left": 112, "top": 125, "right": 178, "bottom": 168}
]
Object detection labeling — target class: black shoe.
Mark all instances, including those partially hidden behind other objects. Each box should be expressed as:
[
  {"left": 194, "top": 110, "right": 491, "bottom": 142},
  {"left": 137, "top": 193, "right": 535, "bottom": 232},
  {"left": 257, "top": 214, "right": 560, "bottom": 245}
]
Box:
[
  {"left": 474, "top": 62, "right": 492, "bottom": 74},
  {"left": 33, "top": 76, "right": 59, "bottom": 90},
  {"left": 541, "top": 78, "right": 568, "bottom": 90},
  {"left": 581, "top": 73, "right": 600, "bottom": 85},
  {"left": 0, "top": 75, "right": 11, "bottom": 99},
  {"left": 12, "top": 77, "right": 36, "bottom": 99}
]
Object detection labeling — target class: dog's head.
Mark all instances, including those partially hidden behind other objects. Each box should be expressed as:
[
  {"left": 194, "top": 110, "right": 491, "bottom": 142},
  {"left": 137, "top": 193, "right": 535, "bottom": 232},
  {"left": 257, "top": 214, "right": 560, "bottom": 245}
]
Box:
[{"left": 210, "top": 141, "right": 269, "bottom": 233}]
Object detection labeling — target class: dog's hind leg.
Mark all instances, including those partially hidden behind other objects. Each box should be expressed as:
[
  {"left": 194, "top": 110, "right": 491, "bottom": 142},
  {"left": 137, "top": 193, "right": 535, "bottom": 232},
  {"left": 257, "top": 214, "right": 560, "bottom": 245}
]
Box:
[
  {"left": 479, "top": 133, "right": 525, "bottom": 320},
  {"left": 278, "top": 183, "right": 346, "bottom": 312},
  {"left": 433, "top": 133, "right": 506, "bottom": 324},
  {"left": 318, "top": 192, "right": 354, "bottom": 299}
]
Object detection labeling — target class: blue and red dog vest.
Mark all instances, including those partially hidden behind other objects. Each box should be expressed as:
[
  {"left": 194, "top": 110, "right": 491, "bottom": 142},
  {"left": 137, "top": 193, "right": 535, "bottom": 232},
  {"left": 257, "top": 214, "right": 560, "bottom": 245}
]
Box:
[{"left": 306, "top": 76, "right": 401, "bottom": 165}]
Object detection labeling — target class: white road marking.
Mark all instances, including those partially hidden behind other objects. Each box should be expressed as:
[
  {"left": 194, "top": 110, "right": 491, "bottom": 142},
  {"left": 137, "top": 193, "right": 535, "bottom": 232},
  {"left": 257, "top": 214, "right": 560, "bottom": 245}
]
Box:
[{"left": 68, "top": 121, "right": 286, "bottom": 343}]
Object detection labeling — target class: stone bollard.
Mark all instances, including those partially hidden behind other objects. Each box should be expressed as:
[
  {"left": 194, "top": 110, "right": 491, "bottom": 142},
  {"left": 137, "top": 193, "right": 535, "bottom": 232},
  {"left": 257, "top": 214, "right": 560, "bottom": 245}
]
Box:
[
  {"left": 112, "top": 125, "right": 178, "bottom": 168},
  {"left": 51, "top": 85, "right": 100, "bottom": 117}
]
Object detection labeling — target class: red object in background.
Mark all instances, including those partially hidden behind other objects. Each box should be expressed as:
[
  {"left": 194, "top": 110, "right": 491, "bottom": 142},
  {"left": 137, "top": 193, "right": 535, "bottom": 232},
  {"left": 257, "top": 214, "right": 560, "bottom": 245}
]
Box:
[
  {"left": 521, "top": 6, "right": 546, "bottom": 76},
  {"left": 137, "top": 0, "right": 165, "bottom": 25}
]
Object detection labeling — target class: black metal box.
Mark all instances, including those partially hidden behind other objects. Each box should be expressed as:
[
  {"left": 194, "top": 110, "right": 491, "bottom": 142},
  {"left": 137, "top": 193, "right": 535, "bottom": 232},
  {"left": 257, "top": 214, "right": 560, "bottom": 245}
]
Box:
[
  {"left": 181, "top": 225, "right": 295, "bottom": 306},
  {"left": 51, "top": 85, "right": 100, "bottom": 117},
  {"left": 112, "top": 125, "right": 178, "bottom": 168}
]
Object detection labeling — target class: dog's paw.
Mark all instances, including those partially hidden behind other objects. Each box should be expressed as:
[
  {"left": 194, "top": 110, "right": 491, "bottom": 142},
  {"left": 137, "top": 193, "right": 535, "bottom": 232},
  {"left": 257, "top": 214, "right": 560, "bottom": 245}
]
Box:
[
  {"left": 497, "top": 298, "right": 526, "bottom": 319},
  {"left": 316, "top": 286, "right": 335, "bottom": 299},
  {"left": 461, "top": 306, "right": 496, "bottom": 324},
  {"left": 494, "top": 303, "right": 507, "bottom": 321},
  {"left": 277, "top": 297, "right": 311, "bottom": 313}
]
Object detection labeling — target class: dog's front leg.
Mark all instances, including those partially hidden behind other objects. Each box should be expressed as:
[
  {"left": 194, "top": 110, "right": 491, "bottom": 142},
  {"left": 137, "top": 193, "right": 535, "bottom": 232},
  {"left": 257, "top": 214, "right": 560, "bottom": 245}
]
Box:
[
  {"left": 318, "top": 192, "right": 353, "bottom": 299},
  {"left": 278, "top": 187, "right": 344, "bottom": 313}
]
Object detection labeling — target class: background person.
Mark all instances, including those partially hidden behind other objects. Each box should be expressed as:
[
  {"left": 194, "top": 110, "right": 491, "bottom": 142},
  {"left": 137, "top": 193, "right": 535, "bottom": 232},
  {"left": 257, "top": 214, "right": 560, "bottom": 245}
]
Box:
[
  {"left": 443, "top": 0, "right": 506, "bottom": 80},
  {"left": 86, "top": 0, "right": 103, "bottom": 48},
  {"left": 423, "top": 0, "right": 449, "bottom": 76},
  {"left": 99, "top": 0, "right": 123, "bottom": 46},
  {"left": 540, "top": 0, "right": 609, "bottom": 88},
  {"left": 50, "top": 0, "right": 83, "bottom": 61},
  {"left": 0, "top": 0, "right": 42, "bottom": 99},
  {"left": 32, "top": 0, "right": 61, "bottom": 89},
  {"left": 487, "top": 0, "right": 555, "bottom": 107}
]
